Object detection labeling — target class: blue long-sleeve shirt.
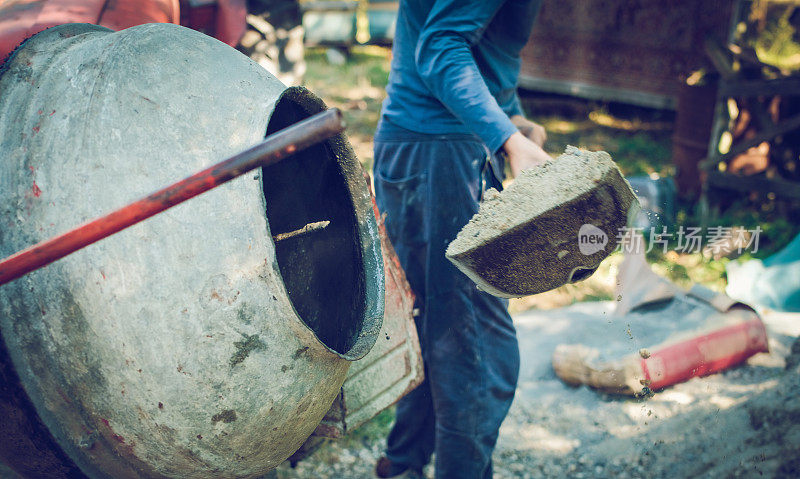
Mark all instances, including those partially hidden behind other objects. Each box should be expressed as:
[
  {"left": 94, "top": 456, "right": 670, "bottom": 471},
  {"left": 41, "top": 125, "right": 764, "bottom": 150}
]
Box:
[{"left": 380, "top": 0, "right": 541, "bottom": 153}]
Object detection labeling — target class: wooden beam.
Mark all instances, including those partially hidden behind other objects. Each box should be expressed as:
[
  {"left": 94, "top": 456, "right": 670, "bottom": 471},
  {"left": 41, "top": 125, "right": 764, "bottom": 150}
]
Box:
[
  {"left": 701, "top": 113, "right": 800, "bottom": 169},
  {"left": 706, "top": 171, "right": 800, "bottom": 199},
  {"left": 719, "top": 77, "right": 800, "bottom": 97}
]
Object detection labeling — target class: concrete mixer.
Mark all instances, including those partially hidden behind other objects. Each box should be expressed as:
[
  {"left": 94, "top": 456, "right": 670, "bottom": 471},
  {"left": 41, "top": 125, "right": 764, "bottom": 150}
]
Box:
[{"left": 0, "top": 22, "right": 416, "bottom": 478}]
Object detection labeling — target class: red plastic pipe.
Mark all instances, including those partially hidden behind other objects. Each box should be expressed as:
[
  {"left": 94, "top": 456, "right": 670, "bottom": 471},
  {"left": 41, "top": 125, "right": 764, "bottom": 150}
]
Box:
[
  {"left": 0, "top": 108, "right": 345, "bottom": 287},
  {"left": 641, "top": 317, "right": 769, "bottom": 391}
]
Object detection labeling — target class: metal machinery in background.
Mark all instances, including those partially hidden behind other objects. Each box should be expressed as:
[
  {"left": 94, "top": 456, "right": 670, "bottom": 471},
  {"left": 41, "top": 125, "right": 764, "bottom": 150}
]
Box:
[
  {"left": 299, "top": 0, "right": 397, "bottom": 47},
  {"left": 0, "top": 0, "right": 180, "bottom": 59},
  {"left": 663, "top": 0, "right": 800, "bottom": 209},
  {"left": 698, "top": 2, "right": 800, "bottom": 206},
  {"left": 0, "top": 0, "right": 243, "bottom": 63},
  {"left": 517, "top": 0, "right": 800, "bottom": 210},
  {"left": 518, "top": 0, "right": 737, "bottom": 110}
]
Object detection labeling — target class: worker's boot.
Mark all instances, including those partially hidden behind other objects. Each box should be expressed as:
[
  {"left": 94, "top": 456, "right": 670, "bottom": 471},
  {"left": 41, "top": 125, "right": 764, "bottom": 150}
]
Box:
[{"left": 375, "top": 456, "right": 424, "bottom": 478}]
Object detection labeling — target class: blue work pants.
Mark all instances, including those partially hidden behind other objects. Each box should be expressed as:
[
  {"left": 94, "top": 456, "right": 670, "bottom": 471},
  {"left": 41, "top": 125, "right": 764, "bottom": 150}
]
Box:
[{"left": 373, "top": 120, "right": 520, "bottom": 479}]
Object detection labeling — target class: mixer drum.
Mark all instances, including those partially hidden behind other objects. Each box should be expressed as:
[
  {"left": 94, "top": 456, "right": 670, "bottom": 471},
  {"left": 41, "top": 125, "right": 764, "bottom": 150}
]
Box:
[{"left": 0, "top": 23, "right": 383, "bottom": 478}]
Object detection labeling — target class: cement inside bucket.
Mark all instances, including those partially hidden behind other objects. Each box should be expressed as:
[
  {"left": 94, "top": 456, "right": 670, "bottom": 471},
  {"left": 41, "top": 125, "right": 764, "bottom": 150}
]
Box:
[{"left": 262, "top": 87, "right": 365, "bottom": 356}]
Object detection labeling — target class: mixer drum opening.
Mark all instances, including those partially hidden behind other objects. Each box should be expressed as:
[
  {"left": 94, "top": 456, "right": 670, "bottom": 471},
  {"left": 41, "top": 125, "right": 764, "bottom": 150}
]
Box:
[{"left": 262, "top": 87, "right": 366, "bottom": 356}]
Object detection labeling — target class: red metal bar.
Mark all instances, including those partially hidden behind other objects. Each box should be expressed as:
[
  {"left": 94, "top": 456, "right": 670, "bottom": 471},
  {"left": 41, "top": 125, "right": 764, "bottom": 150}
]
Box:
[{"left": 0, "top": 108, "right": 345, "bottom": 287}]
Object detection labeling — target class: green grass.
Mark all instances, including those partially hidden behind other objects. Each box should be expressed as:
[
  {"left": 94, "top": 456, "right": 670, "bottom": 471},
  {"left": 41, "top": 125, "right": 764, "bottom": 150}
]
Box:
[
  {"left": 340, "top": 408, "right": 395, "bottom": 447},
  {"left": 304, "top": 47, "right": 391, "bottom": 89},
  {"left": 751, "top": 6, "right": 800, "bottom": 72},
  {"left": 303, "top": 46, "right": 391, "bottom": 171},
  {"left": 533, "top": 114, "right": 674, "bottom": 177}
]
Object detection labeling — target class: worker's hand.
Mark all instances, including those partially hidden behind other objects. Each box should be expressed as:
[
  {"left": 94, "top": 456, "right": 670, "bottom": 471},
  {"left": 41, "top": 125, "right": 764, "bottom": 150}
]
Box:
[
  {"left": 503, "top": 131, "right": 551, "bottom": 177},
  {"left": 510, "top": 115, "right": 546, "bottom": 147}
]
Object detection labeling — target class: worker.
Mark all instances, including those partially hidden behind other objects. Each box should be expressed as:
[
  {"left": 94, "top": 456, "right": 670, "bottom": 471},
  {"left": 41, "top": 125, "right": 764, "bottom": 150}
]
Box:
[{"left": 372, "top": 1, "right": 549, "bottom": 478}]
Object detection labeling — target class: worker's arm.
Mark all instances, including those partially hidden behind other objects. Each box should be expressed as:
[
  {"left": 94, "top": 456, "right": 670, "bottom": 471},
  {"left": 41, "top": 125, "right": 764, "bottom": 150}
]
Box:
[
  {"left": 511, "top": 114, "right": 546, "bottom": 147},
  {"left": 414, "top": 0, "right": 549, "bottom": 174}
]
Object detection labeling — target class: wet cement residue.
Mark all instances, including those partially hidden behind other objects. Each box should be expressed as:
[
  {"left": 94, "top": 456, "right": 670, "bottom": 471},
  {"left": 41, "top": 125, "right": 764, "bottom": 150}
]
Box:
[
  {"left": 449, "top": 147, "right": 619, "bottom": 253},
  {"left": 211, "top": 410, "right": 237, "bottom": 424},
  {"left": 229, "top": 334, "right": 266, "bottom": 367},
  {"left": 236, "top": 306, "right": 253, "bottom": 325},
  {"left": 445, "top": 146, "right": 637, "bottom": 297},
  {"left": 292, "top": 346, "right": 309, "bottom": 359}
]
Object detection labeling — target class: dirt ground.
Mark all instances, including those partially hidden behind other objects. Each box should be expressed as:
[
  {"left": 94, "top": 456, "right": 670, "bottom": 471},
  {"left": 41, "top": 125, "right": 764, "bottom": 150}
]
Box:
[
  {"left": 0, "top": 296, "right": 795, "bottom": 479},
  {"left": 276, "top": 305, "right": 800, "bottom": 479}
]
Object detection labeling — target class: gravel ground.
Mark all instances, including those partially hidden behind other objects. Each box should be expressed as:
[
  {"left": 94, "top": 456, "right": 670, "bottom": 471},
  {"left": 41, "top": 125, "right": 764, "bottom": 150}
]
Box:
[
  {"left": 276, "top": 305, "right": 800, "bottom": 479},
  {"left": 1, "top": 306, "right": 795, "bottom": 479}
]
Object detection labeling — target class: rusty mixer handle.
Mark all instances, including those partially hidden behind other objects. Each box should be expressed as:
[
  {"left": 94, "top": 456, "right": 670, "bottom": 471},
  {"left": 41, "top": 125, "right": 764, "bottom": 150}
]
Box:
[{"left": 0, "top": 108, "right": 346, "bottom": 287}]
